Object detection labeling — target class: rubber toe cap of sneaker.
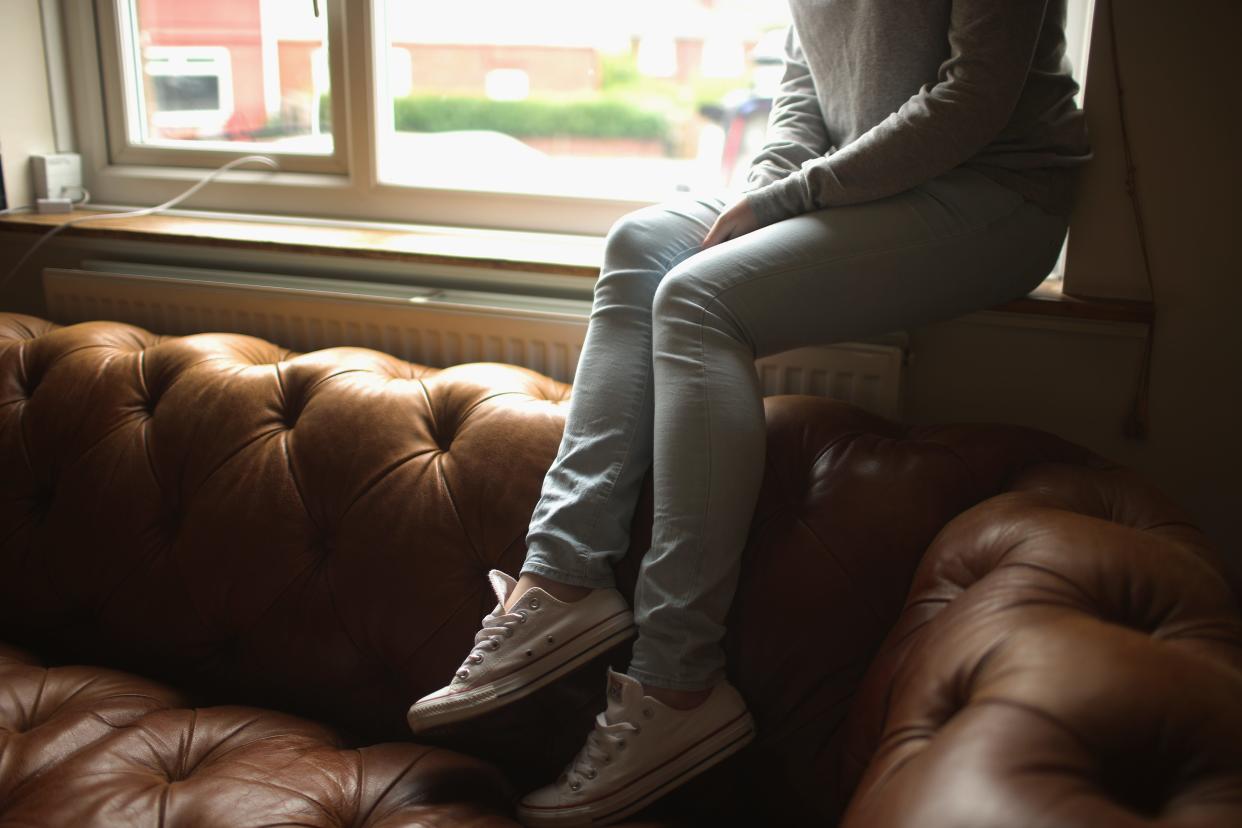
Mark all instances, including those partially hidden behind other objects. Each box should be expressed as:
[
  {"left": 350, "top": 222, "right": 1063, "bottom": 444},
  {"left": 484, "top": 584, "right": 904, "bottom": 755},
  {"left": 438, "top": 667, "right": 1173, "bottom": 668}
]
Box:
[{"left": 519, "top": 781, "right": 575, "bottom": 810}]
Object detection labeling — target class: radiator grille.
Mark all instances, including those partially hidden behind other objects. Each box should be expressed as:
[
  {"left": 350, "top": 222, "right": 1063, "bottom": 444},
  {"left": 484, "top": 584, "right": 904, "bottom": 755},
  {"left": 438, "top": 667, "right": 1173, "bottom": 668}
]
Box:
[{"left": 44, "top": 262, "right": 905, "bottom": 418}]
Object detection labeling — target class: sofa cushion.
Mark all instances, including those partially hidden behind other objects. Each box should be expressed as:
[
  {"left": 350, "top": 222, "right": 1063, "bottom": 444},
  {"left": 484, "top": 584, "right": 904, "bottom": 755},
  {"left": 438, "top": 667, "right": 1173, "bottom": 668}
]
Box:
[
  {"left": 0, "top": 642, "right": 519, "bottom": 826},
  {"left": 0, "top": 642, "right": 187, "bottom": 810}
]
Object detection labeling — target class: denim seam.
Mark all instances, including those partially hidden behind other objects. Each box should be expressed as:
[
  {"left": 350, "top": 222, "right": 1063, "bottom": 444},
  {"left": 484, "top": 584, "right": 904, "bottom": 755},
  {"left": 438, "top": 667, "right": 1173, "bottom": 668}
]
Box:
[
  {"left": 689, "top": 297, "right": 712, "bottom": 610},
  {"left": 631, "top": 293, "right": 718, "bottom": 688},
  {"left": 576, "top": 326, "right": 654, "bottom": 563},
  {"left": 702, "top": 197, "right": 1046, "bottom": 308}
]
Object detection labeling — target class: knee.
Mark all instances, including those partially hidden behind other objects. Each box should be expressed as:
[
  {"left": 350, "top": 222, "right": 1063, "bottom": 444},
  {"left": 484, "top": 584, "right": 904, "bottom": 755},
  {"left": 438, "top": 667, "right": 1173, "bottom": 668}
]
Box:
[
  {"left": 603, "top": 205, "right": 676, "bottom": 269},
  {"left": 651, "top": 263, "right": 703, "bottom": 322},
  {"left": 594, "top": 205, "right": 690, "bottom": 306},
  {"left": 601, "top": 198, "right": 708, "bottom": 273},
  {"left": 652, "top": 264, "right": 751, "bottom": 350}
]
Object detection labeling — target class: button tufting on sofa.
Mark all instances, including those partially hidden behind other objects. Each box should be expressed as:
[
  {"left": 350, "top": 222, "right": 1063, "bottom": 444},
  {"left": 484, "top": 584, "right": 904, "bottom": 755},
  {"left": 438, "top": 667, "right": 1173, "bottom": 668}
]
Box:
[
  {"left": 0, "top": 706, "right": 516, "bottom": 825},
  {"left": 0, "top": 655, "right": 190, "bottom": 809}
]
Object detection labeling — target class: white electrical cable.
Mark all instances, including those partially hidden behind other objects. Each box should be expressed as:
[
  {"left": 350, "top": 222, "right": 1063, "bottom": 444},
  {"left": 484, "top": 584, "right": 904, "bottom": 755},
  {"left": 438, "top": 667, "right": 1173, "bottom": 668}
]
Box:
[
  {"left": 0, "top": 154, "right": 277, "bottom": 293},
  {"left": 66, "top": 186, "right": 91, "bottom": 207}
]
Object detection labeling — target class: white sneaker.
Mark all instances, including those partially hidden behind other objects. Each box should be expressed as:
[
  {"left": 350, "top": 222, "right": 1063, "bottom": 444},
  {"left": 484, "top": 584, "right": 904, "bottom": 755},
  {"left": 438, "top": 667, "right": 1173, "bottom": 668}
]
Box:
[
  {"left": 516, "top": 667, "right": 756, "bottom": 827},
  {"left": 407, "top": 570, "right": 635, "bottom": 733}
]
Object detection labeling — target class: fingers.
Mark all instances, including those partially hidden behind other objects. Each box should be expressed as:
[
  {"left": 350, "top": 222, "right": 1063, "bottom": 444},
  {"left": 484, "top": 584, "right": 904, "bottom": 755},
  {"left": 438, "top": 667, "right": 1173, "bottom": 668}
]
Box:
[
  {"left": 704, "top": 198, "right": 760, "bottom": 248},
  {"left": 702, "top": 214, "right": 737, "bottom": 248},
  {"left": 702, "top": 220, "right": 727, "bottom": 248}
]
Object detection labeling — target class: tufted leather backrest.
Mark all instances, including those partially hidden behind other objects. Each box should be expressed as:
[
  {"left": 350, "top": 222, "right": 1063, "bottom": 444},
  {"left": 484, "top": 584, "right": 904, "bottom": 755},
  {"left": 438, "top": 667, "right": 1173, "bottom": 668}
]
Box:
[
  {"left": 0, "top": 314, "right": 572, "bottom": 735},
  {"left": 836, "top": 466, "right": 1242, "bottom": 827},
  {"left": 2, "top": 313, "right": 1239, "bottom": 825}
]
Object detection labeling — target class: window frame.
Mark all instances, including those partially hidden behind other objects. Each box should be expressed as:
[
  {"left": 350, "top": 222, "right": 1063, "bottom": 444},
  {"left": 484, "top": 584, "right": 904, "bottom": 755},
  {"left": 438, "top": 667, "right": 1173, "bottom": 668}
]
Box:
[
  {"left": 94, "top": 0, "right": 351, "bottom": 175},
  {"left": 58, "top": 0, "right": 1097, "bottom": 240},
  {"left": 63, "top": 0, "right": 654, "bottom": 235}
]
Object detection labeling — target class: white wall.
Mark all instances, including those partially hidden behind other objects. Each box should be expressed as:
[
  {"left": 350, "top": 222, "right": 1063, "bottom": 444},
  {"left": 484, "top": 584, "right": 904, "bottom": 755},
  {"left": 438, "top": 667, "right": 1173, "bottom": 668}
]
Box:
[{"left": 0, "top": 0, "right": 56, "bottom": 210}]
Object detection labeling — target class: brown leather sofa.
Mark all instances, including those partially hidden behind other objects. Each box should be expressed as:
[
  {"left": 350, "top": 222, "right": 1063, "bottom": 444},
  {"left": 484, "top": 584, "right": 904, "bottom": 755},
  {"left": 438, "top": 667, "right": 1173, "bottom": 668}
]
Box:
[{"left": 1, "top": 311, "right": 1239, "bottom": 827}]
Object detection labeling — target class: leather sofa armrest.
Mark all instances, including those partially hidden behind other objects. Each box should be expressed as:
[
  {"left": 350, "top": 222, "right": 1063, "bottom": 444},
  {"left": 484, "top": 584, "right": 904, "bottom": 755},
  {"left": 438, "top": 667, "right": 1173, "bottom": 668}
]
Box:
[{"left": 838, "top": 467, "right": 1242, "bottom": 827}]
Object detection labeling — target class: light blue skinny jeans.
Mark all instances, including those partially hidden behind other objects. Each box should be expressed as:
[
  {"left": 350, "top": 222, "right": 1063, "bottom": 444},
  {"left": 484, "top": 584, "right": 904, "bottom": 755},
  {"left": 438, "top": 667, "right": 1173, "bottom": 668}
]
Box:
[{"left": 520, "top": 167, "right": 1068, "bottom": 691}]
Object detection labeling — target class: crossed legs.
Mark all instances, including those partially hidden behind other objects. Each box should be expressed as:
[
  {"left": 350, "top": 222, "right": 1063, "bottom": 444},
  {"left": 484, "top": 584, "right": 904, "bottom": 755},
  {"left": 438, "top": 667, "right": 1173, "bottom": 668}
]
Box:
[
  {"left": 521, "top": 167, "right": 1068, "bottom": 693},
  {"left": 410, "top": 167, "right": 1069, "bottom": 825}
]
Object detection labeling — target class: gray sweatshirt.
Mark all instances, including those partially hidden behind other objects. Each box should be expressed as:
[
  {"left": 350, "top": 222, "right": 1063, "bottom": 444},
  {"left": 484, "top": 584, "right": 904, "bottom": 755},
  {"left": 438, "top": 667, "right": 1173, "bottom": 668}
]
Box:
[{"left": 744, "top": 0, "right": 1091, "bottom": 226}]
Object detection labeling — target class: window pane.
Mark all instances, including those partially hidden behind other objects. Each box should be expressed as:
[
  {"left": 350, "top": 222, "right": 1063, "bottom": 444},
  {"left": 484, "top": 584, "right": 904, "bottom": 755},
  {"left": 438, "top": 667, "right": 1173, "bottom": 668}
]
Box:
[
  {"left": 377, "top": 0, "right": 791, "bottom": 200},
  {"left": 122, "top": 0, "right": 333, "bottom": 153}
]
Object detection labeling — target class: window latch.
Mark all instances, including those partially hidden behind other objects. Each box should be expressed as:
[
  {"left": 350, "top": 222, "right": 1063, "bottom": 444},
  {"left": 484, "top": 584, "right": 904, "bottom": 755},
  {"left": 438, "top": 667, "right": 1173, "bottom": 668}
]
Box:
[{"left": 312, "top": 0, "right": 319, "bottom": 17}]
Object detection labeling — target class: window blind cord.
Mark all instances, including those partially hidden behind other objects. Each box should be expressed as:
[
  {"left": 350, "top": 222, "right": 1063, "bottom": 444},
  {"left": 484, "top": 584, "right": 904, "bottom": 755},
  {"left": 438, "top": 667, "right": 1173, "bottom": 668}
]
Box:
[
  {"left": 0, "top": 154, "right": 278, "bottom": 294},
  {"left": 1107, "top": 0, "right": 1157, "bottom": 441}
]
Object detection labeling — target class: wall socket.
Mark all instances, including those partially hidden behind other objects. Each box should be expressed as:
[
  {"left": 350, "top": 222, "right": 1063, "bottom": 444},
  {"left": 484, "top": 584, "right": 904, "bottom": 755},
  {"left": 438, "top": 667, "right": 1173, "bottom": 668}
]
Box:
[{"left": 31, "top": 153, "right": 82, "bottom": 200}]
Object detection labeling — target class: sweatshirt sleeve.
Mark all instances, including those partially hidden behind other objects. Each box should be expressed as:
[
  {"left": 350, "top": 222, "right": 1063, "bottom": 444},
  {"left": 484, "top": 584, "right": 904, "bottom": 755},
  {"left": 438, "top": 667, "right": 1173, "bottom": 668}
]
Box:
[
  {"left": 743, "top": 25, "right": 831, "bottom": 192},
  {"left": 746, "top": 0, "right": 1052, "bottom": 227}
]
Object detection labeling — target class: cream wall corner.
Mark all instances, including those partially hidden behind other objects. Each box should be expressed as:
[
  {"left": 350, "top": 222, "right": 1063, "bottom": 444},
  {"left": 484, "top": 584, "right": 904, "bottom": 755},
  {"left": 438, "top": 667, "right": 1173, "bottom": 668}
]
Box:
[
  {"left": 0, "top": 0, "right": 56, "bottom": 210},
  {"left": 972, "top": 0, "right": 1242, "bottom": 558}
]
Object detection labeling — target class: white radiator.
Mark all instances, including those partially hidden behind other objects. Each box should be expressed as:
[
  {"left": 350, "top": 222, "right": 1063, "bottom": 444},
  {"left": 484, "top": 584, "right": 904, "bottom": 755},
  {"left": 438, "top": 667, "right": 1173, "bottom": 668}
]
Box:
[{"left": 43, "top": 262, "right": 906, "bottom": 419}]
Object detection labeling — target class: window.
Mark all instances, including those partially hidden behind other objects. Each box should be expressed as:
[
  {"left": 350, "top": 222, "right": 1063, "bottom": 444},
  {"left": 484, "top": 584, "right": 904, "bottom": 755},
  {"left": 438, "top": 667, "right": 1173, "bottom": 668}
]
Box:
[
  {"left": 94, "top": 0, "right": 345, "bottom": 173},
  {"left": 60, "top": 0, "right": 1093, "bottom": 237},
  {"left": 373, "top": 0, "right": 792, "bottom": 202}
]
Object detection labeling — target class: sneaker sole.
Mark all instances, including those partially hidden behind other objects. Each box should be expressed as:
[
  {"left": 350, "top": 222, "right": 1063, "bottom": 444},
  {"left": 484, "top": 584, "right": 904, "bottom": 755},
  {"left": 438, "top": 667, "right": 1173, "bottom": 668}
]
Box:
[
  {"left": 407, "top": 612, "right": 636, "bottom": 733},
  {"left": 516, "top": 708, "right": 757, "bottom": 827}
]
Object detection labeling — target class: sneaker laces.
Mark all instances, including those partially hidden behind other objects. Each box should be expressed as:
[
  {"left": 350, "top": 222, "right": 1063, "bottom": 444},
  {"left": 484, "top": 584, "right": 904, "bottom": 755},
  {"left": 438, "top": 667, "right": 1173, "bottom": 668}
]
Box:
[
  {"left": 563, "top": 711, "right": 639, "bottom": 788},
  {"left": 455, "top": 607, "right": 527, "bottom": 680}
]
